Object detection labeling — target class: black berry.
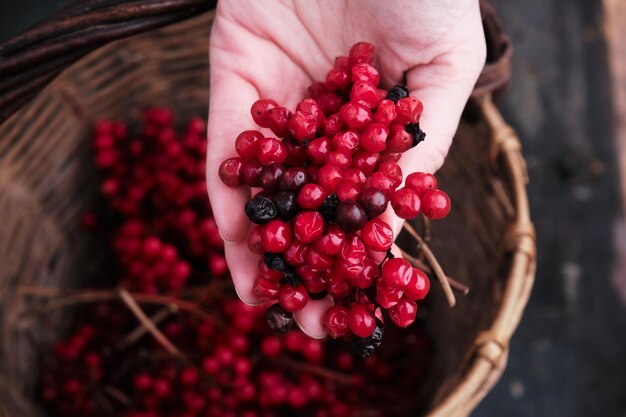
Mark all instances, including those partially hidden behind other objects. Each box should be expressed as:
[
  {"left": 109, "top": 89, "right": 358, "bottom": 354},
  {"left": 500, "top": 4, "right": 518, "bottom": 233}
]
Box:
[
  {"left": 244, "top": 194, "right": 278, "bottom": 224},
  {"left": 321, "top": 193, "right": 339, "bottom": 222},
  {"left": 272, "top": 191, "right": 299, "bottom": 220},
  {"left": 386, "top": 85, "right": 409, "bottom": 103},
  {"left": 265, "top": 304, "right": 294, "bottom": 333}
]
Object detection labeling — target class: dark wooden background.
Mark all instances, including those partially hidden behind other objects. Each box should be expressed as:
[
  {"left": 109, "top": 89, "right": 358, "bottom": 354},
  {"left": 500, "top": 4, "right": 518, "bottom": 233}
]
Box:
[{"left": 2, "top": 0, "right": 625, "bottom": 416}]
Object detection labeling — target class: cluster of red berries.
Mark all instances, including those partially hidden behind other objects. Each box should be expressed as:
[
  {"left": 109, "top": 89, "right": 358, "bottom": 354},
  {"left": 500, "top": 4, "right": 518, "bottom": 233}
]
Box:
[
  {"left": 39, "top": 109, "right": 432, "bottom": 417},
  {"left": 90, "top": 110, "right": 226, "bottom": 292},
  {"left": 218, "top": 42, "right": 451, "bottom": 354}
]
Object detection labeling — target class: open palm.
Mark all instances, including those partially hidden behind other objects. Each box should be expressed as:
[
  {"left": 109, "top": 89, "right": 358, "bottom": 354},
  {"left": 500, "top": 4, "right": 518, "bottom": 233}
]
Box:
[{"left": 206, "top": 0, "right": 486, "bottom": 337}]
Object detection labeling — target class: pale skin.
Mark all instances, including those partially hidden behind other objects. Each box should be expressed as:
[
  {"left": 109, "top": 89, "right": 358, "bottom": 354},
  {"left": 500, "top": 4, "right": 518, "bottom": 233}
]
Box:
[{"left": 206, "top": 0, "right": 486, "bottom": 338}]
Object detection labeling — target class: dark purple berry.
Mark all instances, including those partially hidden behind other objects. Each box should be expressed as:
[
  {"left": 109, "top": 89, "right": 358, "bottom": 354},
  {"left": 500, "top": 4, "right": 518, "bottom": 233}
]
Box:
[
  {"left": 259, "top": 164, "right": 285, "bottom": 193},
  {"left": 358, "top": 187, "right": 389, "bottom": 219},
  {"left": 335, "top": 202, "right": 367, "bottom": 233},
  {"left": 272, "top": 191, "right": 299, "bottom": 220},
  {"left": 265, "top": 304, "right": 294, "bottom": 333},
  {"left": 279, "top": 167, "right": 309, "bottom": 191}
]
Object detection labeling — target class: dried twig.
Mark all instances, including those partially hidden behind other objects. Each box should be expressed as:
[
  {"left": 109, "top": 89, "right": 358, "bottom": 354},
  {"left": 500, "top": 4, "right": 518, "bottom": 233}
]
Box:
[
  {"left": 274, "top": 357, "right": 357, "bottom": 385},
  {"left": 399, "top": 249, "right": 469, "bottom": 296},
  {"left": 117, "top": 287, "right": 186, "bottom": 361},
  {"left": 115, "top": 308, "right": 172, "bottom": 351},
  {"left": 402, "top": 222, "right": 456, "bottom": 307}
]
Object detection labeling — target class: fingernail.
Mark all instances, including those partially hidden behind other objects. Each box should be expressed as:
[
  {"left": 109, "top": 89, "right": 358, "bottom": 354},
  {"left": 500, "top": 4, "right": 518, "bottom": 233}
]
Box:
[
  {"left": 234, "top": 285, "right": 262, "bottom": 307},
  {"left": 295, "top": 319, "right": 327, "bottom": 339}
]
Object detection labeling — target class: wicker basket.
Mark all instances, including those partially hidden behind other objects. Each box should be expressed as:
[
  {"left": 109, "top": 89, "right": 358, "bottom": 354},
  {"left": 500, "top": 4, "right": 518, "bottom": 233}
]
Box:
[{"left": 0, "top": 1, "right": 535, "bottom": 416}]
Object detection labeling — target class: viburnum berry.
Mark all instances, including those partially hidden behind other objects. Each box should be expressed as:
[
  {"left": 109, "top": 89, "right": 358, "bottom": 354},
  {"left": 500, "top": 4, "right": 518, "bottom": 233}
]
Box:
[
  {"left": 377, "top": 160, "right": 403, "bottom": 188},
  {"left": 317, "top": 164, "right": 344, "bottom": 193},
  {"left": 376, "top": 280, "right": 404, "bottom": 309},
  {"left": 352, "top": 150, "right": 380, "bottom": 176},
  {"left": 265, "top": 106, "right": 293, "bottom": 137},
  {"left": 235, "top": 130, "right": 264, "bottom": 160},
  {"left": 335, "top": 202, "right": 367, "bottom": 233},
  {"left": 404, "top": 267, "right": 430, "bottom": 301},
  {"left": 347, "top": 304, "right": 376, "bottom": 338},
  {"left": 261, "top": 220, "right": 293, "bottom": 253},
  {"left": 314, "top": 224, "right": 346, "bottom": 255},
  {"left": 350, "top": 81, "right": 379, "bottom": 110},
  {"left": 280, "top": 167, "right": 309, "bottom": 191},
  {"left": 405, "top": 172, "right": 437, "bottom": 196},
  {"left": 293, "top": 211, "right": 324, "bottom": 243},
  {"left": 361, "top": 219, "right": 393, "bottom": 251},
  {"left": 251, "top": 98, "right": 278, "bottom": 127},
  {"left": 358, "top": 187, "right": 389, "bottom": 219},
  {"left": 218, "top": 157, "right": 243, "bottom": 187},
  {"left": 421, "top": 189, "right": 451, "bottom": 219},
  {"left": 386, "top": 124, "right": 413, "bottom": 153},
  {"left": 373, "top": 99, "right": 397, "bottom": 124},
  {"left": 339, "top": 103, "right": 372, "bottom": 131},
  {"left": 390, "top": 187, "right": 421, "bottom": 219},
  {"left": 297, "top": 183, "right": 327, "bottom": 209},
  {"left": 381, "top": 258, "right": 412, "bottom": 288},
  {"left": 359, "top": 122, "right": 389, "bottom": 153},
  {"left": 395, "top": 97, "right": 424, "bottom": 124},
  {"left": 306, "top": 137, "right": 331, "bottom": 164},
  {"left": 349, "top": 42, "right": 375, "bottom": 65},
  {"left": 324, "top": 305, "right": 350, "bottom": 338},
  {"left": 278, "top": 284, "right": 310, "bottom": 312},
  {"left": 351, "top": 63, "right": 380, "bottom": 85},
  {"left": 257, "top": 137, "right": 288, "bottom": 166},
  {"left": 388, "top": 298, "right": 418, "bottom": 328}
]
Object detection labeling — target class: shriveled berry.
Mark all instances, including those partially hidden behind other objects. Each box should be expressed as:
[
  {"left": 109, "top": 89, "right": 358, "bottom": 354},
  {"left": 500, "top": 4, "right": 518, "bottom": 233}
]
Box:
[
  {"left": 388, "top": 298, "right": 418, "bottom": 328},
  {"left": 265, "top": 304, "right": 294, "bottom": 332},
  {"left": 324, "top": 305, "right": 350, "bottom": 338},
  {"left": 404, "top": 268, "right": 430, "bottom": 300},
  {"left": 421, "top": 189, "right": 451, "bottom": 219},
  {"left": 297, "top": 184, "right": 327, "bottom": 209},
  {"left": 278, "top": 284, "right": 309, "bottom": 312},
  {"left": 279, "top": 167, "right": 309, "bottom": 191},
  {"left": 405, "top": 172, "right": 438, "bottom": 196},
  {"left": 218, "top": 157, "right": 243, "bottom": 187},
  {"left": 284, "top": 136, "right": 308, "bottom": 165},
  {"left": 244, "top": 194, "right": 278, "bottom": 224},
  {"left": 335, "top": 202, "right": 367, "bottom": 233},
  {"left": 324, "top": 114, "right": 344, "bottom": 136},
  {"left": 235, "top": 130, "right": 264, "bottom": 160},
  {"left": 361, "top": 219, "right": 393, "bottom": 251},
  {"left": 272, "top": 191, "right": 299, "bottom": 220},
  {"left": 349, "top": 257, "right": 376, "bottom": 289},
  {"left": 352, "top": 320, "right": 384, "bottom": 358},
  {"left": 293, "top": 211, "right": 325, "bottom": 243},
  {"left": 348, "top": 304, "right": 376, "bottom": 338},
  {"left": 339, "top": 235, "right": 366, "bottom": 265},
  {"left": 264, "top": 253, "right": 287, "bottom": 273},
  {"left": 405, "top": 122, "right": 426, "bottom": 147},
  {"left": 321, "top": 193, "right": 339, "bottom": 222},
  {"left": 381, "top": 258, "right": 412, "bottom": 288},
  {"left": 296, "top": 98, "right": 325, "bottom": 127},
  {"left": 327, "top": 275, "right": 354, "bottom": 299},
  {"left": 391, "top": 187, "right": 421, "bottom": 219},
  {"left": 386, "top": 85, "right": 409, "bottom": 103}
]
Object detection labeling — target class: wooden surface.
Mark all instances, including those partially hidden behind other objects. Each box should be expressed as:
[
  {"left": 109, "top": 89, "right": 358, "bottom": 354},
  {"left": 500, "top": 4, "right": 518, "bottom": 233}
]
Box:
[{"left": 1, "top": 1, "right": 625, "bottom": 416}]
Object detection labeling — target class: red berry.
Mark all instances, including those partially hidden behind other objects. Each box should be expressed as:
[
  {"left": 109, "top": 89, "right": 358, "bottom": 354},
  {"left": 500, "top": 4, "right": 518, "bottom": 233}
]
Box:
[
  {"left": 334, "top": 55, "right": 351, "bottom": 71},
  {"left": 261, "top": 220, "right": 293, "bottom": 253},
  {"left": 386, "top": 124, "right": 413, "bottom": 153},
  {"left": 352, "top": 150, "right": 380, "bottom": 176},
  {"left": 261, "top": 336, "right": 282, "bottom": 358},
  {"left": 278, "top": 284, "right": 310, "bottom": 312},
  {"left": 324, "top": 306, "right": 350, "bottom": 338},
  {"left": 348, "top": 304, "right": 376, "bottom": 338},
  {"left": 324, "top": 114, "right": 344, "bottom": 136},
  {"left": 350, "top": 81, "right": 379, "bottom": 110},
  {"left": 251, "top": 98, "right": 278, "bottom": 127},
  {"left": 314, "top": 225, "right": 346, "bottom": 255},
  {"left": 339, "top": 103, "right": 372, "bottom": 131},
  {"left": 218, "top": 157, "right": 243, "bottom": 187},
  {"left": 361, "top": 219, "right": 393, "bottom": 251},
  {"left": 317, "top": 164, "right": 344, "bottom": 193},
  {"left": 359, "top": 122, "right": 389, "bottom": 153},
  {"left": 252, "top": 276, "right": 281, "bottom": 301},
  {"left": 404, "top": 267, "right": 430, "bottom": 300},
  {"left": 373, "top": 99, "right": 397, "bottom": 124},
  {"left": 388, "top": 298, "right": 418, "bottom": 328},
  {"left": 235, "top": 130, "right": 264, "bottom": 160},
  {"left": 378, "top": 160, "right": 403, "bottom": 188},
  {"left": 257, "top": 137, "right": 287, "bottom": 166},
  {"left": 348, "top": 257, "right": 376, "bottom": 289},
  {"left": 328, "top": 275, "right": 354, "bottom": 299},
  {"left": 421, "top": 189, "right": 451, "bottom": 219},
  {"left": 284, "top": 136, "right": 308, "bottom": 165},
  {"left": 390, "top": 187, "right": 421, "bottom": 219},
  {"left": 369, "top": 171, "right": 395, "bottom": 195},
  {"left": 303, "top": 274, "right": 329, "bottom": 294},
  {"left": 284, "top": 239, "right": 308, "bottom": 266},
  {"left": 405, "top": 172, "right": 438, "bottom": 196},
  {"left": 395, "top": 97, "right": 423, "bottom": 124},
  {"left": 289, "top": 111, "right": 318, "bottom": 141},
  {"left": 381, "top": 258, "right": 412, "bottom": 288},
  {"left": 344, "top": 168, "right": 366, "bottom": 186},
  {"left": 297, "top": 184, "right": 327, "bottom": 209},
  {"left": 332, "top": 131, "right": 360, "bottom": 154},
  {"left": 351, "top": 63, "right": 380, "bottom": 85},
  {"left": 241, "top": 160, "right": 263, "bottom": 187},
  {"left": 293, "top": 211, "right": 325, "bottom": 243},
  {"left": 349, "top": 42, "right": 375, "bottom": 65},
  {"left": 259, "top": 163, "right": 286, "bottom": 192},
  {"left": 339, "top": 235, "right": 366, "bottom": 265},
  {"left": 247, "top": 226, "right": 264, "bottom": 255},
  {"left": 306, "top": 137, "right": 331, "bottom": 164},
  {"left": 325, "top": 151, "right": 352, "bottom": 169},
  {"left": 304, "top": 245, "right": 336, "bottom": 270},
  {"left": 336, "top": 180, "right": 360, "bottom": 202},
  {"left": 325, "top": 68, "right": 351, "bottom": 91},
  {"left": 266, "top": 106, "right": 293, "bottom": 137},
  {"left": 259, "top": 258, "right": 283, "bottom": 280},
  {"left": 296, "top": 98, "right": 325, "bottom": 127},
  {"left": 375, "top": 280, "right": 404, "bottom": 308}
]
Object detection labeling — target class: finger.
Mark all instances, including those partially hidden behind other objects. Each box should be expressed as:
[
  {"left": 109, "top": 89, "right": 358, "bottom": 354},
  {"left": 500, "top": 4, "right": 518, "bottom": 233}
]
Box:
[
  {"left": 224, "top": 239, "right": 262, "bottom": 306},
  {"left": 403, "top": 23, "right": 486, "bottom": 174},
  {"left": 294, "top": 296, "right": 334, "bottom": 339},
  {"left": 206, "top": 72, "right": 260, "bottom": 243}
]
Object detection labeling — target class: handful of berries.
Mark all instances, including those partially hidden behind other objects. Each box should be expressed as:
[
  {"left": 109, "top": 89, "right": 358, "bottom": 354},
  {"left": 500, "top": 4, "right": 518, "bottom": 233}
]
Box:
[{"left": 219, "top": 42, "right": 451, "bottom": 356}]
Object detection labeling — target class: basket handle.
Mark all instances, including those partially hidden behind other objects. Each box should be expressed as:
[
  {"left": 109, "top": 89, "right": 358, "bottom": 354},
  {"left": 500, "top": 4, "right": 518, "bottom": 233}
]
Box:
[
  {"left": 0, "top": 0, "right": 216, "bottom": 123},
  {"left": 0, "top": 0, "right": 509, "bottom": 124}
]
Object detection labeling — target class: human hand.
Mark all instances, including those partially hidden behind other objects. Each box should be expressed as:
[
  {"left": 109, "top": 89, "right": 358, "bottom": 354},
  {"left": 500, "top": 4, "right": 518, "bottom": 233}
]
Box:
[{"left": 206, "top": 0, "right": 486, "bottom": 338}]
